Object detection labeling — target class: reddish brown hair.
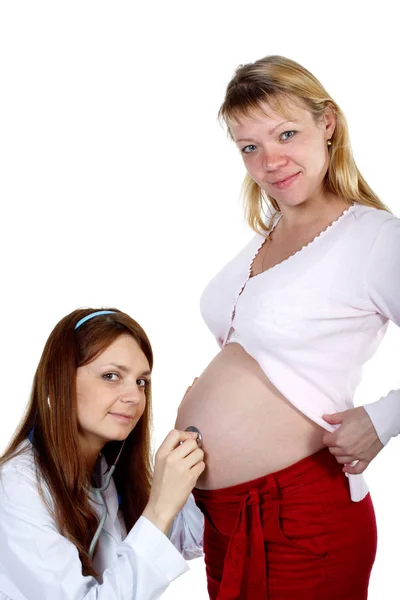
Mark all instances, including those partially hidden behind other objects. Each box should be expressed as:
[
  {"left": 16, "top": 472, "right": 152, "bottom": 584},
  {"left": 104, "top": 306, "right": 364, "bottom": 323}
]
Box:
[{"left": 0, "top": 308, "right": 153, "bottom": 576}]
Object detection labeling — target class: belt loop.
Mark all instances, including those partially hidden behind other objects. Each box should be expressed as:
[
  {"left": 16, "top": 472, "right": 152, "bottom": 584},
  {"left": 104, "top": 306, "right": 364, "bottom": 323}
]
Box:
[
  {"left": 248, "top": 487, "right": 260, "bottom": 504},
  {"left": 268, "top": 475, "right": 280, "bottom": 500}
]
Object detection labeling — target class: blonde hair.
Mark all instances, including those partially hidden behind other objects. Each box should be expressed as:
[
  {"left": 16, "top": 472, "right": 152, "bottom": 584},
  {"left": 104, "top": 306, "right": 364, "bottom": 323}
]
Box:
[{"left": 219, "top": 55, "right": 391, "bottom": 234}]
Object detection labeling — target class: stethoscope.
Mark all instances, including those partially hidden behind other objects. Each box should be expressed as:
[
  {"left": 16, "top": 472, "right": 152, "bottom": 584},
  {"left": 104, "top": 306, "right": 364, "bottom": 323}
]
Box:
[
  {"left": 88, "top": 425, "right": 203, "bottom": 558},
  {"left": 88, "top": 439, "right": 127, "bottom": 558},
  {"left": 28, "top": 424, "right": 203, "bottom": 558},
  {"left": 28, "top": 426, "right": 119, "bottom": 560},
  {"left": 182, "top": 425, "right": 203, "bottom": 447}
]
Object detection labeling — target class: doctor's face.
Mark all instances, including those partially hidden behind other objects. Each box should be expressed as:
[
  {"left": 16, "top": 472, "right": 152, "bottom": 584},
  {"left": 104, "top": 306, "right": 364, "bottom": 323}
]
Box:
[
  {"left": 230, "top": 98, "right": 336, "bottom": 209},
  {"left": 76, "top": 334, "right": 151, "bottom": 457}
]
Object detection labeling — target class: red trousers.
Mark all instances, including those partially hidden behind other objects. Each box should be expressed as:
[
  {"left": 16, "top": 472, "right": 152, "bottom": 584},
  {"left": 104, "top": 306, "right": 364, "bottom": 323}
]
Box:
[{"left": 193, "top": 448, "right": 377, "bottom": 600}]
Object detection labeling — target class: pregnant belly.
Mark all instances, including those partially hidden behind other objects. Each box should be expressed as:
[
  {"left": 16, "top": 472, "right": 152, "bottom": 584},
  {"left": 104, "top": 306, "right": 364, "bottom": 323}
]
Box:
[{"left": 175, "top": 343, "right": 325, "bottom": 489}]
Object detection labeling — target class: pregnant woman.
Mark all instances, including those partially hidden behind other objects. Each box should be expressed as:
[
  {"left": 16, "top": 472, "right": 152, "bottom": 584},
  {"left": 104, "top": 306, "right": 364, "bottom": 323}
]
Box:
[{"left": 175, "top": 55, "right": 400, "bottom": 599}]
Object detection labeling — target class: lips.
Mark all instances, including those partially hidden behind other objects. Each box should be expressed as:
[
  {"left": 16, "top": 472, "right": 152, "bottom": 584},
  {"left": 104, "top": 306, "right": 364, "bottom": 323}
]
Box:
[
  {"left": 271, "top": 172, "right": 300, "bottom": 185},
  {"left": 270, "top": 172, "right": 301, "bottom": 190},
  {"left": 108, "top": 412, "right": 133, "bottom": 420}
]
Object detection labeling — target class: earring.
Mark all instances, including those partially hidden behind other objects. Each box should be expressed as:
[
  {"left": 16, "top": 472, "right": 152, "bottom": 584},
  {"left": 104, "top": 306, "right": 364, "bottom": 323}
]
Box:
[{"left": 327, "top": 139, "right": 332, "bottom": 146}]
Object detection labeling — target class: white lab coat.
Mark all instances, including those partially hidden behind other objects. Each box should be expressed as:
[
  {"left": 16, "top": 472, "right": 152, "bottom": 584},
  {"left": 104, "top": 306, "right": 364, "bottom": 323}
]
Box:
[{"left": 0, "top": 444, "right": 204, "bottom": 600}]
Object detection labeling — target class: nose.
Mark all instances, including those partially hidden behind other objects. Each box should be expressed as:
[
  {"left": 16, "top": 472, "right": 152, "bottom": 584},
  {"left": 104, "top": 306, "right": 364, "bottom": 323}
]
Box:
[
  {"left": 261, "top": 148, "right": 287, "bottom": 172},
  {"left": 119, "top": 382, "right": 144, "bottom": 405}
]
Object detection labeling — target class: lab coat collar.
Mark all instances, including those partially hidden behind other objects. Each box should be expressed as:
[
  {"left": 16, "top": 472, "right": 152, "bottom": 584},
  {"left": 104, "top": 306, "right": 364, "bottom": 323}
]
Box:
[{"left": 89, "top": 456, "right": 122, "bottom": 542}]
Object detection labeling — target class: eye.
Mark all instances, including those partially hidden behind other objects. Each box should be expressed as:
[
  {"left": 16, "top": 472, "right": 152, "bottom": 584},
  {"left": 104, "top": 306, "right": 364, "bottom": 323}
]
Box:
[
  {"left": 102, "top": 372, "right": 120, "bottom": 382},
  {"left": 137, "top": 378, "right": 149, "bottom": 389},
  {"left": 280, "top": 130, "right": 296, "bottom": 142},
  {"left": 241, "top": 144, "right": 257, "bottom": 154}
]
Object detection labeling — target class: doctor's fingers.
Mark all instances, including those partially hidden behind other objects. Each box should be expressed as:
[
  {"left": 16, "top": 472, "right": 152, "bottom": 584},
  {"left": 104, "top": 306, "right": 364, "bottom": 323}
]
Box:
[
  {"left": 173, "top": 437, "right": 201, "bottom": 459},
  {"left": 157, "top": 429, "right": 196, "bottom": 456},
  {"left": 183, "top": 446, "right": 204, "bottom": 470},
  {"left": 182, "top": 450, "right": 205, "bottom": 486},
  {"left": 190, "top": 457, "right": 206, "bottom": 482}
]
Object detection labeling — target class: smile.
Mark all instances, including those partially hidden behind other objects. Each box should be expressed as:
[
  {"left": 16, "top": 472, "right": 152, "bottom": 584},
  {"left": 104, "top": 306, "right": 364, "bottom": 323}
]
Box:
[
  {"left": 271, "top": 172, "right": 301, "bottom": 190},
  {"left": 108, "top": 412, "right": 133, "bottom": 422}
]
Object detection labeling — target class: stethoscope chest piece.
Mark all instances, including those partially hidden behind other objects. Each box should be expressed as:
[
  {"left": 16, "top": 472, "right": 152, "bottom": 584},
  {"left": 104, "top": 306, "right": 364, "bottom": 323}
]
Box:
[{"left": 184, "top": 425, "right": 203, "bottom": 448}]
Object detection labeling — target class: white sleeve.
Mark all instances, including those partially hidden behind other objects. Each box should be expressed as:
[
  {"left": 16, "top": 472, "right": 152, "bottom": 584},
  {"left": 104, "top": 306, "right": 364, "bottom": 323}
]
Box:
[
  {"left": 168, "top": 494, "right": 204, "bottom": 560},
  {"left": 0, "top": 470, "right": 189, "bottom": 600},
  {"left": 363, "top": 216, "right": 400, "bottom": 445}
]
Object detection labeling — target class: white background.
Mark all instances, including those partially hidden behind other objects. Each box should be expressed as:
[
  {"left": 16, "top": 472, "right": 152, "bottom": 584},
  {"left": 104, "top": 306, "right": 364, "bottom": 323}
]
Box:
[{"left": 0, "top": 1, "right": 399, "bottom": 598}]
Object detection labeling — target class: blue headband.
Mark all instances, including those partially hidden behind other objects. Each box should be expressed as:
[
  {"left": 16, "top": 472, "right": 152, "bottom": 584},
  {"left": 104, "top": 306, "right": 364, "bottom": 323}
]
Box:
[{"left": 74, "top": 310, "right": 116, "bottom": 330}]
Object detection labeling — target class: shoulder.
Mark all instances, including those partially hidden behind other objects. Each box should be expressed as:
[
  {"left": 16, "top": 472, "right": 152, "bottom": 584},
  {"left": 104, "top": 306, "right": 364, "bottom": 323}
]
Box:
[
  {"left": 350, "top": 203, "right": 398, "bottom": 231},
  {"left": 0, "top": 443, "right": 36, "bottom": 485},
  {"left": 0, "top": 444, "right": 52, "bottom": 513},
  {"left": 341, "top": 204, "right": 400, "bottom": 258},
  {"left": 365, "top": 208, "right": 400, "bottom": 267},
  {"left": 353, "top": 203, "right": 400, "bottom": 247}
]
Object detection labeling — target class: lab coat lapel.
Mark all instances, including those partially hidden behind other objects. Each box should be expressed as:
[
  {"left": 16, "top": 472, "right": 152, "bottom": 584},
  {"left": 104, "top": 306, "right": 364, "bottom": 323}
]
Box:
[
  {"left": 98, "top": 456, "right": 122, "bottom": 542},
  {"left": 89, "top": 457, "right": 123, "bottom": 544}
]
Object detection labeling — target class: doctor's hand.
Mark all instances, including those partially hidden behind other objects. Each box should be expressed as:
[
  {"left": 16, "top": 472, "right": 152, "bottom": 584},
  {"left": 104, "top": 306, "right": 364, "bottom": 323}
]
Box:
[
  {"left": 322, "top": 406, "right": 384, "bottom": 475},
  {"left": 143, "top": 429, "right": 205, "bottom": 535}
]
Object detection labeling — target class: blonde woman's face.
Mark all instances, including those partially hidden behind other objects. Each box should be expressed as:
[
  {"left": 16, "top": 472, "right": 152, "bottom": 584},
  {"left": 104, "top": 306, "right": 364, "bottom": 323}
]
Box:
[
  {"left": 230, "top": 99, "right": 336, "bottom": 209},
  {"left": 76, "top": 334, "right": 150, "bottom": 458}
]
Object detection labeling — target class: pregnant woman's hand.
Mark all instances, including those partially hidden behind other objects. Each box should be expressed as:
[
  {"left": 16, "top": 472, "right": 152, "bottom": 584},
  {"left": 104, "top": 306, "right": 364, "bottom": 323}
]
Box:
[
  {"left": 322, "top": 406, "right": 384, "bottom": 474},
  {"left": 143, "top": 429, "right": 205, "bottom": 534},
  {"left": 183, "top": 377, "right": 199, "bottom": 399},
  {"left": 178, "top": 377, "right": 199, "bottom": 411}
]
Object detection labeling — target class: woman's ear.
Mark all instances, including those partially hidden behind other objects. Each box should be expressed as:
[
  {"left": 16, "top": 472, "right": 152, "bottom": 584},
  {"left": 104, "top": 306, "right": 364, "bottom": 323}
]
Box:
[{"left": 322, "top": 103, "right": 336, "bottom": 141}]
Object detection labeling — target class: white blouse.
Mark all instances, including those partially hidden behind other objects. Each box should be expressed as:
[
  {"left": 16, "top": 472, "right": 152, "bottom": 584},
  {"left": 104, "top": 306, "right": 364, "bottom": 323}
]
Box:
[
  {"left": 0, "top": 444, "right": 204, "bottom": 599},
  {"left": 200, "top": 203, "right": 400, "bottom": 501}
]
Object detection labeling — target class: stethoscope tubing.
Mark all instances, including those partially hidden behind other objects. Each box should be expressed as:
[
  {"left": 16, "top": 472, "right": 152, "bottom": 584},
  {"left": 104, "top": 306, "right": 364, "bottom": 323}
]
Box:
[
  {"left": 88, "top": 441, "right": 125, "bottom": 559},
  {"left": 88, "top": 426, "right": 203, "bottom": 557}
]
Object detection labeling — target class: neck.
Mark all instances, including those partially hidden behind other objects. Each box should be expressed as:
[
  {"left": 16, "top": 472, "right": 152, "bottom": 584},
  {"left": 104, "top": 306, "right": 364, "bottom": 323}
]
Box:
[
  {"left": 78, "top": 434, "right": 104, "bottom": 475},
  {"left": 86, "top": 454, "right": 100, "bottom": 475},
  {"left": 277, "top": 193, "right": 351, "bottom": 231}
]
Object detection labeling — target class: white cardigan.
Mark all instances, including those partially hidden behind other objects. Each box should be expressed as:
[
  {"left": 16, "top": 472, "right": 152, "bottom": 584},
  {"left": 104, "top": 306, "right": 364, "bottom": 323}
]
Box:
[
  {"left": 0, "top": 444, "right": 204, "bottom": 599},
  {"left": 200, "top": 203, "right": 400, "bottom": 501}
]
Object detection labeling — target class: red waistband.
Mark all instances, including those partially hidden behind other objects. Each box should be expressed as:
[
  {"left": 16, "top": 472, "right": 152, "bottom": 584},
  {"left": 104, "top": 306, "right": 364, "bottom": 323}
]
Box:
[{"left": 194, "top": 446, "right": 342, "bottom": 502}]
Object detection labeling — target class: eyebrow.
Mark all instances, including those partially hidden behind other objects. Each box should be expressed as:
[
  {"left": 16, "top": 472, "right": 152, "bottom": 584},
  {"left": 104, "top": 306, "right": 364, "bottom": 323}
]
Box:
[
  {"left": 105, "top": 363, "right": 152, "bottom": 377},
  {"left": 235, "top": 120, "right": 296, "bottom": 143}
]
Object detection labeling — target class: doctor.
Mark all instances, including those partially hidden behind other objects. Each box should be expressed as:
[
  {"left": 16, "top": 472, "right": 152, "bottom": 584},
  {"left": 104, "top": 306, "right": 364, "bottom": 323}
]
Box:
[{"left": 0, "top": 308, "right": 205, "bottom": 600}]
